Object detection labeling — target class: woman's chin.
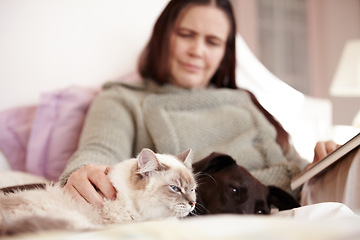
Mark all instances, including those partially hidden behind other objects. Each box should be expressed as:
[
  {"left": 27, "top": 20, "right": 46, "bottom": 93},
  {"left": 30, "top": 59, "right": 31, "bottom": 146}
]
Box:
[{"left": 172, "top": 77, "right": 208, "bottom": 89}]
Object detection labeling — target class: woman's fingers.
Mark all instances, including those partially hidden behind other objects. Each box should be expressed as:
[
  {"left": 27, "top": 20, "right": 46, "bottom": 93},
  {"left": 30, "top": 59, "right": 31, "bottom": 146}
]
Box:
[
  {"left": 88, "top": 166, "right": 117, "bottom": 201},
  {"left": 64, "top": 184, "right": 89, "bottom": 205},
  {"left": 64, "top": 164, "right": 116, "bottom": 208},
  {"left": 325, "top": 140, "right": 340, "bottom": 153},
  {"left": 313, "top": 142, "right": 327, "bottom": 163},
  {"left": 313, "top": 140, "right": 340, "bottom": 163}
]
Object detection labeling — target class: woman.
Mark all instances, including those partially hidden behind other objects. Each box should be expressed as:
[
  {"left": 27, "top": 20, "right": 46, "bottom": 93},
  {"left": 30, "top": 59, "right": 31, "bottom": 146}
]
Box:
[{"left": 60, "top": 0, "right": 338, "bottom": 208}]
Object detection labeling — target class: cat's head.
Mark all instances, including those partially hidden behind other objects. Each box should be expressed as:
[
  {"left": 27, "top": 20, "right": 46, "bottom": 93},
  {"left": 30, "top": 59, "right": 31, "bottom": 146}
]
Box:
[{"left": 135, "top": 148, "right": 197, "bottom": 218}]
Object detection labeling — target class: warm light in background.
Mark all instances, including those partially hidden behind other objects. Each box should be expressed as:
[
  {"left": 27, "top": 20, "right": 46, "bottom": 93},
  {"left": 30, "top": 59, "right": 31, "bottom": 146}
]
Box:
[
  {"left": 330, "top": 39, "right": 360, "bottom": 130},
  {"left": 330, "top": 39, "right": 360, "bottom": 97}
]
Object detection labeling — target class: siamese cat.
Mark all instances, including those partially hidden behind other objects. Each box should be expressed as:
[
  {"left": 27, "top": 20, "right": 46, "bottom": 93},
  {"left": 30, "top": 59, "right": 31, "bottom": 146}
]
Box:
[{"left": 0, "top": 148, "right": 196, "bottom": 235}]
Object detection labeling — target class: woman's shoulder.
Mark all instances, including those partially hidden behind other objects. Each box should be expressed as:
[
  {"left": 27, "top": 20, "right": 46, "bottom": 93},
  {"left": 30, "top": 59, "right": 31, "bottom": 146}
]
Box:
[
  {"left": 102, "top": 79, "right": 147, "bottom": 91},
  {"left": 98, "top": 80, "right": 252, "bottom": 101},
  {"left": 92, "top": 79, "right": 160, "bottom": 106},
  {"left": 102, "top": 77, "right": 166, "bottom": 92}
]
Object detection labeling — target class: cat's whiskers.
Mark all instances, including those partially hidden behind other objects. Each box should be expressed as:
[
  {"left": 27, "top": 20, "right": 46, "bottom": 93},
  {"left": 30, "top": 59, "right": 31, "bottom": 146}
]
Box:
[
  {"left": 169, "top": 207, "right": 180, "bottom": 217},
  {"left": 193, "top": 202, "right": 209, "bottom": 215},
  {"left": 194, "top": 172, "right": 217, "bottom": 186},
  {"left": 171, "top": 202, "right": 194, "bottom": 218}
]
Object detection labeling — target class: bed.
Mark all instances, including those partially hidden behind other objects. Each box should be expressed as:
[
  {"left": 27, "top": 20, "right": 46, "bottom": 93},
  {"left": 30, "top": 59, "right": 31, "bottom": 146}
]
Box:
[
  {"left": 1, "top": 203, "right": 360, "bottom": 240},
  {"left": 1, "top": 1, "right": 359, "bottom": 239}
]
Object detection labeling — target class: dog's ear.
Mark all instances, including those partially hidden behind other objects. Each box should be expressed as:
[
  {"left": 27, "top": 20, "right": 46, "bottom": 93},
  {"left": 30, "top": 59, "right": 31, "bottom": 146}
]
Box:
[
  {"left": 201, "top": 152, "right": 237, "bottom": 173},
  {"left": 267, "top": 185, "right": 300, "bottom": 211}
]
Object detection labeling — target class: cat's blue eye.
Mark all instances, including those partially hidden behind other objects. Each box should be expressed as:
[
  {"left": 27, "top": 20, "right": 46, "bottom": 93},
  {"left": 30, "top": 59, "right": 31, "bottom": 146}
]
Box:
[{"left": 170, "top": 185, "right": 181, "bottom": 192}]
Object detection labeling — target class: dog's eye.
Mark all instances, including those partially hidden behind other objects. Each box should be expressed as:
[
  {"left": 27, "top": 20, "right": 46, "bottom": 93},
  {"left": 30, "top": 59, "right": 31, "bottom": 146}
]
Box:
[
  {"left": 256, "top": 209, "right": 266, "bottom": 215},
  {"left": 255, "top": 200, "right": 269, "bottom": 215},
  {"left": 227, "top": 186, "right": 248, "bottom": 203},
  {"left": 228, "top": 186, "right": 238, "bottom": 196},
  {"left": 170, "top": 185, "right": 181, "bottom": 192}
]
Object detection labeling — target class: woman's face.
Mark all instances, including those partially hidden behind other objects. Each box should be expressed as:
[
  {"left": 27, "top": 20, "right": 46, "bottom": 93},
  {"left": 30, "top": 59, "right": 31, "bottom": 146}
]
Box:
[{"left": 169, "top": 5, "right": 230, "bottom": 89}]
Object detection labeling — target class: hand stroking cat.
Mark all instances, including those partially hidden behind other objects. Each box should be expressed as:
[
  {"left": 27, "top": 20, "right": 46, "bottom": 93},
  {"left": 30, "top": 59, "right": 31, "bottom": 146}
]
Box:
[{"left": 0, "top": 148, "right": 196, "bottom": 235}]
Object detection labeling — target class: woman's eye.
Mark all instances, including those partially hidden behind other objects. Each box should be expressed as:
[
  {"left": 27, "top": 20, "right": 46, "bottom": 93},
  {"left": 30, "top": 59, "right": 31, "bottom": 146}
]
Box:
[
  {"left": 170, "top": 185, "right": 181, "bottom": 192},
  {"left": 207, "top": 39, "right": 221, "bottom": 46},
  {"left": 177, "top": 31, "right": 192, "bottom": 38},
  {"left": 206, "top": 37, "right": 224, "bottom": 47}
]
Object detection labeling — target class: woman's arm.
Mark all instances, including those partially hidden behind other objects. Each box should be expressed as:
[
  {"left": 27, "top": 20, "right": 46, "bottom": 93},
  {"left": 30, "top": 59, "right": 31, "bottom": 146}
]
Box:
[{"left": 59, "top": 86, "right": 136, "bottom": 206}]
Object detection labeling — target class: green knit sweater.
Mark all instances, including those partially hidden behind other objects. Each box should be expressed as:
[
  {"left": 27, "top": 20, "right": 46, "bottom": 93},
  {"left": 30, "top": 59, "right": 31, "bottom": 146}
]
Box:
[{"left": 59, "top": 79, "right": 308, "bottom": 193}]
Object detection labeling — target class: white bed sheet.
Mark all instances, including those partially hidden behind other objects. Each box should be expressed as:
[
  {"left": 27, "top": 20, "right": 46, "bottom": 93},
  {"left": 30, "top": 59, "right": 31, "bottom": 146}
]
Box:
[
  {"left": 1, "top": 171, "right": 359, "bottom": 239},
  {"left": 2, "top": 203, "right": 359, "bottom": 240}
]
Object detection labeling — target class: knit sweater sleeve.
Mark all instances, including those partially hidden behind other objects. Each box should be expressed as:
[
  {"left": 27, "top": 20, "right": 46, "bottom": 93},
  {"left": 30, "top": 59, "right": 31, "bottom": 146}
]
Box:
[
  {"left": 250, "top": 141, "right": 310, "bottom": 197},
  {"left": 58, "top": 86, "right": 136, "bottom": 186},
  {"left": 285, "top": 142, "right": 310, "bottom": 170}
]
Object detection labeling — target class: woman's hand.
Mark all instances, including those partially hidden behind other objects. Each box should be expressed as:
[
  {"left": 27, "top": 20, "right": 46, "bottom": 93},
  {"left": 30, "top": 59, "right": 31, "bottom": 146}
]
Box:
[
  {"left": 313, "top": 140, "right": 341, "bottom": 163},
  {"left": 63, "top": 164, "right": 117, "bottom": 208}
]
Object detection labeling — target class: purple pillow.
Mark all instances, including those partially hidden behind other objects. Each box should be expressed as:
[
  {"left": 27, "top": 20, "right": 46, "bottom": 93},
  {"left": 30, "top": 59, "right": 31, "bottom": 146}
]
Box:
[
  {"left": 26, "top": 86, "right": 99, "bottom": 181},
  {"left": 0, "top": 106, "right": 37, "bottom": 171},
  {"left": 0, "top": 86, "right": 98, "bottom": 181},
  {"left": 0, "top": 71, "right": 141, "bottom": 180}
]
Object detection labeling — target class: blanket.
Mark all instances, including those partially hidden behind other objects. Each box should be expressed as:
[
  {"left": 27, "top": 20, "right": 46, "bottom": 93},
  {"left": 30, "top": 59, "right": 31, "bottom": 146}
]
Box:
[{"left": 2, "top": 203, "right": 359, "bottom": 240}]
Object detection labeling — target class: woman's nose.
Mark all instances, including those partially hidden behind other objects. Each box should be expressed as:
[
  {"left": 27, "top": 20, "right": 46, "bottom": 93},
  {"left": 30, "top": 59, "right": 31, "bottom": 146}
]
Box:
[{"left": 188, "top": 39, "right": 204, "bottom": 57}]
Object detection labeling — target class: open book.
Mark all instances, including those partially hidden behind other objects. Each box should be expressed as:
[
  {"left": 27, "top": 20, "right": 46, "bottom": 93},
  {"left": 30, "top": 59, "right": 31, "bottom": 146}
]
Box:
[{"left": 291, "top": 132, "right": 360, "bottom": 190}]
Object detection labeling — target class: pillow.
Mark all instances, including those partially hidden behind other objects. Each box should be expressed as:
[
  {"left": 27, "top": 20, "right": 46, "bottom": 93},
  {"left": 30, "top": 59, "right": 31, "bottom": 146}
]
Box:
[
  {"left": 25, "top": 86, "right": 99, "bottom": 181},
  {"left": 0, "top": 71, "right": 142, "bottom": 180},
  {"left": 0, "top": 106, "right": 37, "bottom": 171}
]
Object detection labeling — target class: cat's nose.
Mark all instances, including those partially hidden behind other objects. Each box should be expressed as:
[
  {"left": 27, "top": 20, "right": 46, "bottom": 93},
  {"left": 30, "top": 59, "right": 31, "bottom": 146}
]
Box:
[{"left": 189, "top": 201, "right": 196, "bottom": 207}]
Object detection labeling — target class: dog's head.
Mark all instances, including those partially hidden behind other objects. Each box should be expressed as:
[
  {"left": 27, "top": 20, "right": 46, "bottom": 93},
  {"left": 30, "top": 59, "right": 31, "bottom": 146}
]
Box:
[{"left": 192, "top": 152, "right": 300, "bottom": 215}]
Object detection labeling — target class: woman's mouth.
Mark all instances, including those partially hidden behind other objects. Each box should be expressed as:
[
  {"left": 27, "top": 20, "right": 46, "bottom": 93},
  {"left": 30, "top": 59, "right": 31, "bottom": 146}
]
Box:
[{"left": 181, "top": 62, "right": 201, "bottom": 72}]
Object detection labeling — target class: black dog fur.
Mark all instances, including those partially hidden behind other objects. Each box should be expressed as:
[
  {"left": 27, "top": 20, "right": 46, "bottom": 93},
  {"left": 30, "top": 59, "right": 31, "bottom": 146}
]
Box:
[{"left": 192, "top": 152, "right": 300, "bottom": 215}]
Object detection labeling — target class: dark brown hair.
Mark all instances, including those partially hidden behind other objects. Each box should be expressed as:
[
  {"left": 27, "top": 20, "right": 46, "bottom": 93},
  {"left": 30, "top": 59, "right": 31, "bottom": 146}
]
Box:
[
  {"left": 138, "top": 0, "right": 236, "bottom": 88},
  {"left": 138, "top": 0, "right": 290, "bottom": 152}
]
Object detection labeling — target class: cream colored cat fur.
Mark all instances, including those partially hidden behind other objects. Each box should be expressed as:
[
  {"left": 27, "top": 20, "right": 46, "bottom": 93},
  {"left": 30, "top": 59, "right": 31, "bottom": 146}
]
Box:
[{"left": 0, "top": 148, "right": 196, "bottom": 234}]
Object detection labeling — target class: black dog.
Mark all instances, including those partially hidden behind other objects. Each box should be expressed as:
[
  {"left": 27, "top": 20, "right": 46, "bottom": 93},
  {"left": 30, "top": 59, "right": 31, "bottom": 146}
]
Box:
[{"left": 192, "top": 152, "right": 300, "bottom": 215}]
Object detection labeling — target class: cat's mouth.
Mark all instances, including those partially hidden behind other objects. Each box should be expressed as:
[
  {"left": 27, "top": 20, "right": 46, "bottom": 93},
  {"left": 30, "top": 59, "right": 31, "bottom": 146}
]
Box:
[
  {"left": 173, "top": 204, "right": 195, "bottom": 217},
  {"left": 175, "top": 211, "right": 191, "bottom": 218}
]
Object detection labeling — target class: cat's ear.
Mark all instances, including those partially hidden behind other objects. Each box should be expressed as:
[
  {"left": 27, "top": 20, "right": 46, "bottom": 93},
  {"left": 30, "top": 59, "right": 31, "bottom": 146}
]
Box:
[
  {"left": 137, "top": 148, "right": 159, "bottom": 176},
  {"left": 177, "top": 149, "right": 192, "bottom": 168}
]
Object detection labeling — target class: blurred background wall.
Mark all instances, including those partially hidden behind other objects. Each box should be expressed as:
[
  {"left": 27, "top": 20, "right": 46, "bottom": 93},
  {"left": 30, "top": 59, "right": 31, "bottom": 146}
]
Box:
[
  {"left": 0, "top": 0, "right": 359, "bottom": 126},
  {"left": 232, "top": 0, "right": 360, "bottom": 126}
]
